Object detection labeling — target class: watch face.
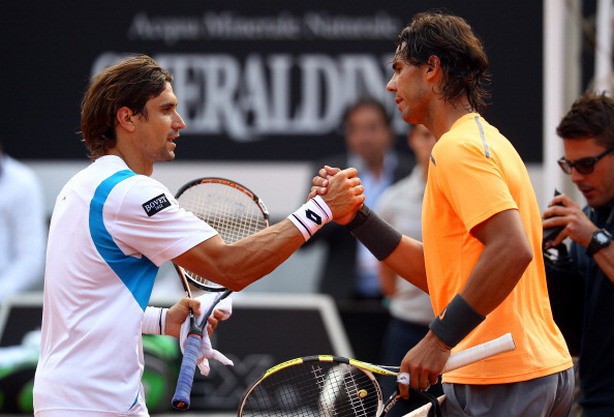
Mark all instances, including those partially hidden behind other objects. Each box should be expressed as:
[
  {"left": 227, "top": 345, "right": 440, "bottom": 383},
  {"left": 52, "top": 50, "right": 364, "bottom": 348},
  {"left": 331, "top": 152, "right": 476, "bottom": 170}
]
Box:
[{"left": 596, "top": 231, "right": 610, "bottom": 244}]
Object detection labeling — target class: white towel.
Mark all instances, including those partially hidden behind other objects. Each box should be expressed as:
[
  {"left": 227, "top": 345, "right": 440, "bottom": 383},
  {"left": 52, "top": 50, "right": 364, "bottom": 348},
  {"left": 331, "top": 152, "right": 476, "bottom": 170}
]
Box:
[{"left": 179, "top": 292, "right": 234, "bottom": 376}]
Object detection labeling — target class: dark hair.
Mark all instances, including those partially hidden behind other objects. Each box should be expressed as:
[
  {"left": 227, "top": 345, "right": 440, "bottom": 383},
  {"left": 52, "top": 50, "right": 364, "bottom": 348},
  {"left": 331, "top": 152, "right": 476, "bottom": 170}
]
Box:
[
  {"left": 80, "top": 55, "right": 173, "bottom": 160},
  {"left": 395, "top": 11, "right": 491, "bottom": 113},
  {"left": 556, "top": 92, "right": 614, "bottom": 148},
  {"left": 342, "top": 97, "right": 391, "bottom": 128}
]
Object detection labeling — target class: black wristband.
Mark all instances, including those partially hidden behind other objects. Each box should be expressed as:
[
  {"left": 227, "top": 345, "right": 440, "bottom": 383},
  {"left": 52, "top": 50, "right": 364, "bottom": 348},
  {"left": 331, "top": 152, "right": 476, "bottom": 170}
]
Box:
[
  {"left": 346, "top": 205, "right": 402, "bottom": 261},
  {"left": 346, "top": 204, "right": 371, "bottom": 229},
  {"left": 429, "top": 294, "right": 485, "bottom": 348}
]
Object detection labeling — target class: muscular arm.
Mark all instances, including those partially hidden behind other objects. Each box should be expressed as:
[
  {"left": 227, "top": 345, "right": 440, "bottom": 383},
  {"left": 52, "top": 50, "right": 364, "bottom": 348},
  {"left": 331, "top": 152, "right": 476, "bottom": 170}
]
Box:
[
  {"left": 381, "top": 236, "right": 428, "bottom": 293},
  {"left": 379, "top": 263, "right": 397, "bottom": 297},
  {"left": 461, "top": 209, "right": 533, "bottom": 316},
  {"left": 174, "top": 168, "right": 365, "bottom": 291},
  {"left": 173, "top": 219, "right": 305, "bottom": 291},
  {"left": 397, "top": 209, "right": 532, "bottom": 395}
]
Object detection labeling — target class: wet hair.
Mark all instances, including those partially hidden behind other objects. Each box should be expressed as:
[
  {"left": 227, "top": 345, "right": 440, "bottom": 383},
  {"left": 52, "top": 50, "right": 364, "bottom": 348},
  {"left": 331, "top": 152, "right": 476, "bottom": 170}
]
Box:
[
  {"left": 556, "top": 92, "right": 614, "bottom": 148},
  {"left": 394, "top": 11, "right": 491, "bottom": 113},
  {"left": 80, "top": 55, "right": 173, "bottom": 160}
]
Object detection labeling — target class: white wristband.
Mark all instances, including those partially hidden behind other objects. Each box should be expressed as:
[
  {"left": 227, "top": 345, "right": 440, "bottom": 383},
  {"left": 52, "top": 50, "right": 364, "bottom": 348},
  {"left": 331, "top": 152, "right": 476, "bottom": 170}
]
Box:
[
  {"left": 160, "top": 308, "right": 167, "bottom": 335},
  {"left": 143, "top": 307, "right": 168, "bottom": 335},
  {"left": 288, "top": 195, "right": 333, "bottom": 241}
]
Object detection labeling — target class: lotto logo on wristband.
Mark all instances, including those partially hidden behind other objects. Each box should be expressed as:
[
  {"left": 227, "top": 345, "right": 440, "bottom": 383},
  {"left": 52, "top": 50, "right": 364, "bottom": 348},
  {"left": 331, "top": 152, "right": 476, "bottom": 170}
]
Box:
[
  {"left": 305, "top": 209, "right": 322, "bottom": 225},
  {"left": 288, "top": 196, "right": 332, "bottom": 241}
]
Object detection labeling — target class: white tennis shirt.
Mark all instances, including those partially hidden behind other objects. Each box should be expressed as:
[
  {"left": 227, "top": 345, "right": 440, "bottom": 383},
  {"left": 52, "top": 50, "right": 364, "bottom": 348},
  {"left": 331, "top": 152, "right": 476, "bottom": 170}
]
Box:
[{"left": 33, "top": 155, "right": 217, "bottom": 416}]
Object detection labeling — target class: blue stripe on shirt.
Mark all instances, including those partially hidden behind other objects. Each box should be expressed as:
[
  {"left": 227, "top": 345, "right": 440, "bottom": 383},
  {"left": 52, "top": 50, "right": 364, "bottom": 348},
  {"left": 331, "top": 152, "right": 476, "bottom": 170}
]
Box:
[{"left": 89, "top": 170, "right": 158, "bottom": 311}]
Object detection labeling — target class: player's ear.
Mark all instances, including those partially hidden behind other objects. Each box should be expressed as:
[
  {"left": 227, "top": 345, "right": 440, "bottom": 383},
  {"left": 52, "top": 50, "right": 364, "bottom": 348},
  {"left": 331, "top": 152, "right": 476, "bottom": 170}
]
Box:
[
  {"left": 425, "top": 55, "right": 440, "bottom": 74},
  {"left": 116, "top": 107, "right": 136, "bottom": 132}
]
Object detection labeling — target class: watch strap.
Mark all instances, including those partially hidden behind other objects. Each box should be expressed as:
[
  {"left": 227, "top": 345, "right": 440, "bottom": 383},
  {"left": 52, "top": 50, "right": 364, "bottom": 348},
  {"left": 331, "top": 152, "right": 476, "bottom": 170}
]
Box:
[{"left": 586, "top": 229, "right": 612, "bottom": 257}]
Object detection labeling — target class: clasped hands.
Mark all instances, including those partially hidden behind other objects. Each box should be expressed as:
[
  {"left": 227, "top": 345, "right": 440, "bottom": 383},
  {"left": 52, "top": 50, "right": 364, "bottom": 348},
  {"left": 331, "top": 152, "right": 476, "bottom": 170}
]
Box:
[{"left": 309, "top": 165, "right": 365, "bottom": 225}]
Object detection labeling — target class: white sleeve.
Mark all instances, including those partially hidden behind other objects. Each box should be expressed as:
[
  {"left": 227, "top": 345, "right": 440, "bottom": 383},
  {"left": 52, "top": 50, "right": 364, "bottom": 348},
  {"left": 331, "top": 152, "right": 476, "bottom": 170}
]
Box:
[{"left": 105, "top": 176, "right": 218, "bottom": 266}]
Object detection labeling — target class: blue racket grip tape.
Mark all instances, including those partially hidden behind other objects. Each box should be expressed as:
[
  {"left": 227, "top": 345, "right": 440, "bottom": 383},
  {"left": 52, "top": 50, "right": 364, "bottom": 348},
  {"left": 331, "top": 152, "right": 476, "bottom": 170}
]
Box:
[{"left": 171, "top": 334, "right": 203, "bottom": 410}]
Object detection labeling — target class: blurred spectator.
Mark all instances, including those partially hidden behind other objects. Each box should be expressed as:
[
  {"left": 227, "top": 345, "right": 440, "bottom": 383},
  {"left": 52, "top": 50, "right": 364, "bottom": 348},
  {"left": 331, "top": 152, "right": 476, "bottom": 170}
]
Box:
[
  {"left": 376, "top": 124, "right": 440, "bottom": 415},
  {"left": 0, "top": 141, "right": 46, "bottom": 303},
  {"left": 308, "top": 97, "right": 415, "bottom": 300}
]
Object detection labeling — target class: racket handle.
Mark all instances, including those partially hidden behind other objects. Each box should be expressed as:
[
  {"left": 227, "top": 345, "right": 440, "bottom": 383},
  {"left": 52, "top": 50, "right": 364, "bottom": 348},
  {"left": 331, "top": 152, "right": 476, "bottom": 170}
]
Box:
[
  {"left": 442, "top": 332, "right": 515, "bottom": 373},
  {"left": 198, "top": 289, "right": 232, "bottom": 328},
  {"left": 171, "top": 334, "right": 203, "bottom": 410}
]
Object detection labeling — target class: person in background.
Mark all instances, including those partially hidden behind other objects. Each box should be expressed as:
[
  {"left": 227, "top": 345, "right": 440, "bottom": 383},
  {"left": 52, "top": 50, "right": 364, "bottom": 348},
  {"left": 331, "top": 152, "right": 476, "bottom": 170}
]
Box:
[
  {"left": 0, "top": 140, "right": 46, "bottom": 304},
  {"left": 375, "top": 124, "right": 439, "bottom": 416},
  {"left": 309, "top": 97, "right": 415, "bottom": 301},
  {"left": 543, "top": 92, "right": 614, "bottom": 417}
]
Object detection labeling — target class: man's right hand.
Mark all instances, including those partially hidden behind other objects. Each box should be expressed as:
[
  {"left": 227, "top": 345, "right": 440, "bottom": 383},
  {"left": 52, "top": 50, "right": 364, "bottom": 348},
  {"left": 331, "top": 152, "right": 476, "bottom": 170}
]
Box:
[
  {"left": 309, "top": 165, "right": 341, "bottom": 198},
  {"left": 311, "top": 166, "right": 364, "bottom": 225},
  {"left": 543, "top": 193, "right": 597, "bottom": 248}
]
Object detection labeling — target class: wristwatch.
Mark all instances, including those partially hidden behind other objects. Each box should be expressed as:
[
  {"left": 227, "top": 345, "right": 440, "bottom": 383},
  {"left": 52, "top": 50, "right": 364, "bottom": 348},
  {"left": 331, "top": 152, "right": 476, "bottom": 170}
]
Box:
[{"left": 586, "top": 228, "right": 612, "bottom": 257}]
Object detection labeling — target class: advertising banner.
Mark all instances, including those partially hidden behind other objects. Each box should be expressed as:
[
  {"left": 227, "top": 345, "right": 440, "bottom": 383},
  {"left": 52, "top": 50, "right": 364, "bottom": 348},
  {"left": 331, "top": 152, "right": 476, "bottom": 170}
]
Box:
[{"left": 1, "top": 1, "right": 542, "bottom": 161}]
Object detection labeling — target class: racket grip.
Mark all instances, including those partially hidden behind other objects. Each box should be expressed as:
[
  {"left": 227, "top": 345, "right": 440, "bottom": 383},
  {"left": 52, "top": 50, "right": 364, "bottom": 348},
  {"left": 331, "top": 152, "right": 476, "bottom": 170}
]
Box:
[
  {"left": 442, "top": 332, "right": 515, "bottom": 373},
  {"left": 171, "top": 334, "right": 203, "bottom": 410}
]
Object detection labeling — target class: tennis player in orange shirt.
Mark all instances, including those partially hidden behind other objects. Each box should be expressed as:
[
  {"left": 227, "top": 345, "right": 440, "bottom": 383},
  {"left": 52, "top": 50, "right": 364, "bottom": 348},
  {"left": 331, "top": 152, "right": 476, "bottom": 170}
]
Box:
[{"left": 312, "top": 11, "right": 574, "bottom": 417}]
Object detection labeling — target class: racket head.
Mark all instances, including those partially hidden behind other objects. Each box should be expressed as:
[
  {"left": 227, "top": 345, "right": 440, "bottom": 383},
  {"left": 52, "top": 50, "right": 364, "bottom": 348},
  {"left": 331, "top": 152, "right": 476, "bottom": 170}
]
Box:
[
  {"left": 238, "top": 355, "right": 392, "bottom": 417},
  {"left": 175, "top": 177, "right": 270, "bottom": 291}
]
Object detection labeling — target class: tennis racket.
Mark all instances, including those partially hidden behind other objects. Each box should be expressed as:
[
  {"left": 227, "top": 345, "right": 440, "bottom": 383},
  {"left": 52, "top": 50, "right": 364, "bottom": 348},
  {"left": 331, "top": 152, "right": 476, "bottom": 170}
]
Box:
[
  {"left": 237, "top": 333, "right": 516, "bottom": 417},
  {"left": 171, "top": 177, "right": 270, "bottom": 411}
]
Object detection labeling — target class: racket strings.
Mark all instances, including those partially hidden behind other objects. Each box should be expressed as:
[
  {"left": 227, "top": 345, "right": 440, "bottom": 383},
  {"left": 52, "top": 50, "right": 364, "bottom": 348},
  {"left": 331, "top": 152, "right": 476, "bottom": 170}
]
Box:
[
  {"left": 342, "top": 370, "right": 373, "bottom": 417},
  {"left": 177, "top": 183, "right": 268, "bottom": 288},
  {"left": 320, "top": 365, "right": 380, "bottom": 417},
  {"left": 180, "top": 185, "right": 265, "bottom": 239},
  {"left": 240, "top": 362, "right": 381, "bottom": 417}
]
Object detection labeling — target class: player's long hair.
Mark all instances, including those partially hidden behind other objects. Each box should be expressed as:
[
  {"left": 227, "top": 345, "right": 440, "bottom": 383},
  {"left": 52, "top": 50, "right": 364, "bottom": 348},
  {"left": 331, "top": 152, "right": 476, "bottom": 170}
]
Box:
[
  {"left": 395, "top": 11, "right": 491, "bottom": 114},
  {"left": 80, "top": 55, "right": 173, "bottom": 160}
]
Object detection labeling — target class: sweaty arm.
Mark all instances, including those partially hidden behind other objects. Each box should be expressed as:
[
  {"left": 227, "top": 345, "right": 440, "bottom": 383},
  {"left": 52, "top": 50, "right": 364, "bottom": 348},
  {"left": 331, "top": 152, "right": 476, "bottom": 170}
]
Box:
[
  {"left": 173, "top": 220, "right": 306, "bottom": 291},
  {"left": 342, "top": 203, "right": 428, "bottom": 292},
  {"left": 380, "top": 236, "right": 428, "bottom": 293},
  {"left": 378, "top": 263, "right": 398, "bottom": 297},
  {"left": 396, "top": 209, "right": 533, "bottom": 395},
  {"left": 461, "top": 208, "right": 533, "bottom": 316},
  {"left": 174, "top": 168, "right": 364, "bottom": 291},
  {"left": 351, "top": 210, "right": 530, "bottom": 323}
]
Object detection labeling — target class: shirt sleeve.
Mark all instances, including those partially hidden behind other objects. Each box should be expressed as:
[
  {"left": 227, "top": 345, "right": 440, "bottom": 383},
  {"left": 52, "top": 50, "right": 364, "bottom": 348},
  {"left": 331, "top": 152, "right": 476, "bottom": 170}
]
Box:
[
  {"left": 432, "top": 138, "right": 518, "bottom": 232},
  {"left": 105, "top": 176, "right": 218, "bottom": 267}
]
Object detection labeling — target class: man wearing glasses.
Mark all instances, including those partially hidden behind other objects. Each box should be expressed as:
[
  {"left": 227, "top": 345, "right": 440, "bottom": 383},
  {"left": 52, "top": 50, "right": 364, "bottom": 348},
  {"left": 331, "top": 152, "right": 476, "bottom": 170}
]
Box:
[{"left": 543, "top": 92, "right": 614, "bottom": 417}]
